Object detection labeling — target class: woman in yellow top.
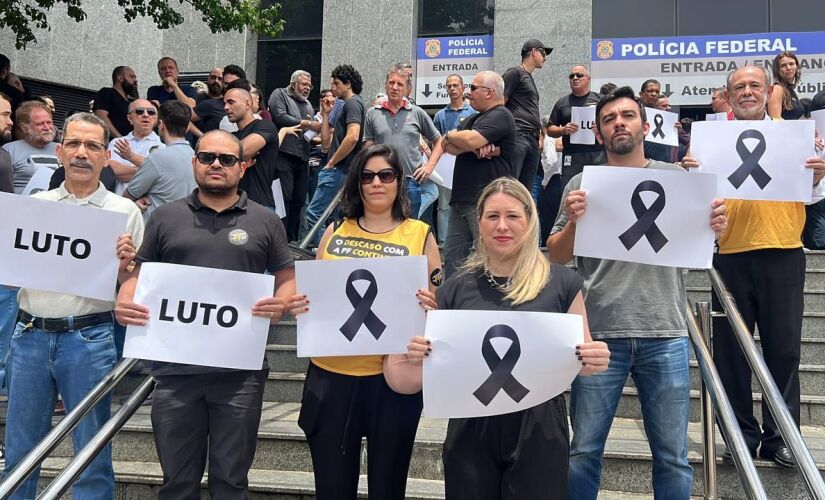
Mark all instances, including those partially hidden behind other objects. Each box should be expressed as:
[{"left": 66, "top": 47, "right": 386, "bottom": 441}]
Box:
[{"left": 287, "top": 144, "right": 440, "bottom": 500}]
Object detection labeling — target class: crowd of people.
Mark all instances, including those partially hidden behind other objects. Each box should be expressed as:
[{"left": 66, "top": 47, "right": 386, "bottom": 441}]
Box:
[{"left": 1, "top": 39, "right": 824, "bottom": 499}]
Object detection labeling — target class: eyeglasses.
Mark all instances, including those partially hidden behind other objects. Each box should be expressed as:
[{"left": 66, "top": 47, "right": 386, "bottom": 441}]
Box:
[
  {"left": 360, "top": 168, "right": 397, "bottom": 184},
  {"left": 469, "top": 84, "right": 492, "bottom": 92},
  {"left": 62, "top": 139, "right": 106, "bottom": 153},
  {"left": 196, "top": 152, "right": 241, "bottom": 168},
  {"left": 535, "top": 48, "right": 547, "bottom": 57},
  {"left": 569, "top": 73, "right": 588, "bottom": 80},
  {"left": 131, "top": 107, "right": 157, "bottom": 116}
]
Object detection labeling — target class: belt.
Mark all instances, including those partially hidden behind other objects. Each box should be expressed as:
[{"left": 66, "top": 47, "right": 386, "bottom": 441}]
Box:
[{"left": 18, "top": 310, "right": 114, "bottom": 333}]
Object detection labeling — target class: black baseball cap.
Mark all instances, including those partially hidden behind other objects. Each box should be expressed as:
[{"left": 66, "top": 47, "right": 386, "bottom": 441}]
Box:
[{"left": 522, "top": 39, "right": 553, "bottom": 57}]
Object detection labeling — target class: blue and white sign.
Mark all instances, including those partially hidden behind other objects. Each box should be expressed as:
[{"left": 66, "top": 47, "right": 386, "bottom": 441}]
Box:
[
  {"left": 591, "top": 31, "right": 825, "bottom": 105},
  {"left": 415, "top": 35, "right": 494, "bottom": 106}
]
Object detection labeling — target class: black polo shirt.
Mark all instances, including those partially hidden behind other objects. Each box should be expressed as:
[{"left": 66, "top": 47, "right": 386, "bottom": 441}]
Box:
[{"left": 136, "top": 188, "right": 294, "bottom": 375}]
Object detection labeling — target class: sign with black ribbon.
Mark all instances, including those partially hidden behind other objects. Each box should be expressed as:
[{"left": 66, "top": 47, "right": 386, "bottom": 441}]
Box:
[
  {"left": 295, "top": 256, "right": 428, "bottom": 357},
  {"left": 574, "top": 165, "right": 717, "bottom": 269},
  {"left": 423, "top": 310, "right": 583, "bottom": 418},
  {"left": 691, "top": 120, "right": 815, "bottom": 202},
  {"left": 124, "top": 262, "right": 274, "bottom": 370},
  {"left": 0, "top": 192, "right": 127, "bottom": 300},
  {"left": 644, "top": 107, "right": 678, "bottom": 146}
]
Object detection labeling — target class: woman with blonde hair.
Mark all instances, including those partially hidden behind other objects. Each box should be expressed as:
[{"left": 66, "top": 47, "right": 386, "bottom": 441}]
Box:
[
  {"left": 768, "top": 51, "right": 805, "bottom": 120},
  {"left": 388, "top": 176, "right": 610, "bottom": 499}
]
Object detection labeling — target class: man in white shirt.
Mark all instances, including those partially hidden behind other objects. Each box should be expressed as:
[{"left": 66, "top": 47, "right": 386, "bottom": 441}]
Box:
[{"left": 108, "top": 99, "right": 164, "bottom": 196}]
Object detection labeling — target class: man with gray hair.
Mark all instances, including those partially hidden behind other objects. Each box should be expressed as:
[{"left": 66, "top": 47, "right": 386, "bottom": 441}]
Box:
[
  {"left": 441, "top": 70, "right": 516, "bottom": 277},
  {"left": 268, "top": 70, "right": 320, "bottom": 240},
  {"left": 711, "top": 86, "right": 732, "bottom": 116},
  {"left": 3, "top": 100, "right": 58, "bottom": 193}
]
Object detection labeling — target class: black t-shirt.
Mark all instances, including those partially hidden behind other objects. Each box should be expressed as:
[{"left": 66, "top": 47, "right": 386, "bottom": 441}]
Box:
[
  {"left": 0, "top": 149, "right": 12, "bottom": 193},
  {"left": 146, "top": 84, "right": 199, "bottom": 104},
  {"left": 503, "top": 66, "right": 541, "bottom": 135},
  {"left": 49, "top": 166, "right": 118, "bottom": 193},
  {"left": 644, "top": 140, "right": 672, "bottom": 163},
  {"left": 194, "top": 97, "right": 226, "bottom": 133},
  {"left": 811, "top": 90, "right": 825, "bottom": 113},
  {"left": 437, "top": 264, "right": 583, "bottom": 315},
  {"left": 549, "top": 92, "right": 604, "bottom": 154},
  {"left": 136, "top": 189, "right": 294, "bottom": 375},
  {"left": 329, "top": 94, "right": 365, "bottom": 170},
  {"left": 93, "top": 87, "right": 132, "bottom": 136},
  {"left": 451, "top": 105, "right": 516, "bottom": 205},
  {"left": 234, "top": 119, "right": 279, "bottom": 208}
]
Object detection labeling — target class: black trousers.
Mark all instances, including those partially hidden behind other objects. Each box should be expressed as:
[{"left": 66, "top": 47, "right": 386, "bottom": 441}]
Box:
[
  {"left": 711, "top": 248, "right": 804, "bottom": 454},
  {"left": 443, "top": 394, "right": 569, "bottom": 500},
  {"left": 278, "top": 152, "right": 310, "bottom": 241},
  {"left": 151, "top": 369, "right": 268, "bottom": 500},
  {"left": 560, "top": 150, "right": 606, "bottom": 190},
  {"left": 538, "top": 174, "right": 563, "bottom": 244},
  {"left": 511, "top": 133, "right": 541, "bottom": 191},
  {"left": 298, "top": 363, "right": 422, "bottom": 500}
]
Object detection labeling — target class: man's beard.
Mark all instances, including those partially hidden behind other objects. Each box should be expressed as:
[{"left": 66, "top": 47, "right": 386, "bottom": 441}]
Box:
[
  {"left": 123, "top": 81, "right": 139, "bottom": 99},
  {"left": 25, "top": 127, "right": 54, "bottom": 146},
  {"left": 0, "top": 129, "right": 11, "bottom": 145},
  {"left": 200, "top": 182, "right": 235, "bottom": 195},
  {"left": 208, "top": 82, "right": 223, "bottom": 96},
  {"left": 607, "top": 131, "right": 640, "bottom": 155},
  {"left": 290, "top": 85, "right": 308, "bottom": 102}
]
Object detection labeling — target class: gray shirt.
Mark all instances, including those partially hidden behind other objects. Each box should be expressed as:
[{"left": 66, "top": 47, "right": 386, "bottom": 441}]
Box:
[
  {"left": 363, "top": 100, "right": 441, "bottom": 177},
  {"left": 124, "top": 140, "right": 196, "bottom": 221},
  {"left": 2, "top": 140, "right": 59, "bottom": 194},
  {"left": 551, "top": 160, "right": 688, "bottom": 340}
]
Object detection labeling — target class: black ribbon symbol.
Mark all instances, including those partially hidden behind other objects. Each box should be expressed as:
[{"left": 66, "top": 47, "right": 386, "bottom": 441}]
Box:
[
  {"left": 651, "top": 113, "right": 666, "bottom": 139},
  {"left": 473, "top": 325, "right": 529, "bottom": 406},
  {"left": 339, "top": 269, "right": 386, "bottom": 341},
  {"left": 728, "top": 129, "right": 771, "bottom": 189},
  {"left": 618, "top": 180, "right": 669, "bottom": 253}
]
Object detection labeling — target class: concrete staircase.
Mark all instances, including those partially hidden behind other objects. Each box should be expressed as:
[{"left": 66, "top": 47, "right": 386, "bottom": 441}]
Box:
[{"left": 4, "top": 251, "right": 825, "bottom": 498}]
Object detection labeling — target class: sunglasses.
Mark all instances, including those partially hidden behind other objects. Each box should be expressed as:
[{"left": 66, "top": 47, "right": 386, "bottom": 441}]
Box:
[
  {"left": 569, "top": 73, "right": 588, "bottom": 80},
  {"left": 469, "top": 84, "right": 492, "bottom": 92},
  {"left": 360, "top": 168, "right": 397, "bottom": 184},
  {"left": 131, "top": 107, "right": 157, "bottom": 116},
  {"left": 196, "top": 152, "right": 241, "bottom": 168}
]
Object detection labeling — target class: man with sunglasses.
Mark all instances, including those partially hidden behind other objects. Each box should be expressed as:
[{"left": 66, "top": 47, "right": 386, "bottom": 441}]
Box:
[
  {"left": 108, "top": 99, "right": 164, "bottom": 196},
  {"left": 115, "top": 129, "right": 295, "bottom": 499},
  {"left": 124, "top": 101, "right": 196, "bottom": 221},
  {"left": 503, "top": 39, "right": 552, "bottom": 191},
  {"left": 548, "top": 65, "right": 605, "bottom": 189}
]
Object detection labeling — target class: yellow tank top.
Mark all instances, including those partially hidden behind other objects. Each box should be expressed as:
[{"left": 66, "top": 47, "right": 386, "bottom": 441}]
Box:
[
  {"left": 717, "top": 199, "right": 804, "bottom": 254},
  {"left": 311, "top": 217, "right": 431, "bottom": 376}
]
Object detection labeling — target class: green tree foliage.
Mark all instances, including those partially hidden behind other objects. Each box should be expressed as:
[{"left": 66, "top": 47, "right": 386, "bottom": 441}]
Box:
[{"left": 1, "top": 0, "right": 285, "bottom": 49}]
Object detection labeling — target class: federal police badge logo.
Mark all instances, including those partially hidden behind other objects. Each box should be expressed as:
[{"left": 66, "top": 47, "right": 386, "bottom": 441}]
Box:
[
  {"left": 228, "top": 229, "right": 248, "bottom": 245},
  {"left": 425, "top": 39, "right": 441, "bottom": 58},
  {"left": 596, "top": 40, "right": 614, "bottom": 60}
]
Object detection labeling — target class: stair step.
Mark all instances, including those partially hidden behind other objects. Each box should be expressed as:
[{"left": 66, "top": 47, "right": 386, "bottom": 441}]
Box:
[
  {"left": 687, "top": 287, "right": 825, "bottom": 312},
  {"left": 684, "top": 268, "right": 825, "bottom": 288}
]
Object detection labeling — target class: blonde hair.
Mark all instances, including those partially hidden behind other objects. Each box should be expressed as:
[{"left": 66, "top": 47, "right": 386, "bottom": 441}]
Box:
[{"left": 461, "top": 177, "right": 550, "bottom": 305}]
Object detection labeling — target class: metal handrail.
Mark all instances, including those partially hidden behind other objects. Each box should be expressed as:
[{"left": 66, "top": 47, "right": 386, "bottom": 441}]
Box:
[
  {"left": 37, "top": 376, "right": 155, "bottom": 499},
  {"left": 0, "top": 357, "right": 140, "bottom": 497},
  {"left": 708, "top": 268, "right": 825, "bottom": 499},
  {"left": 687, "top": 301, "right": 767, "bottom": 499},
  {"left": 297, "top": 186, "right": 345, "bottom": 250}
]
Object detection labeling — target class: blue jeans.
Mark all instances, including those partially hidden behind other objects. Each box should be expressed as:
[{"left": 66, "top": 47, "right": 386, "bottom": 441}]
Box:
[
  {"left": 512, "top": 133, "right": 541, "bottom": 190},
  {"left": 436, "top": 186, "right": 451, "bottom": 246},
  {"left": 406, "top": 176, "right": 422, "bottom": 219},
  {"left": 302, "top": 166, "right": 345, "bottom": 247},
  {"left": 418, "top": 179, "right": 439, "bottom": 217},
  {"left": 0, "top": 286, "right": 19, "bottom": 394},
  {"left": 4, "top": 321, "right": 117, "bottom": 500},
  {"left": 568, "top": 337, "right": 692, "bottom": 500},
  {"left": 804, "top": 198, "right": 825, "bottom": 249},
  {"left": 443, "top": 203, "right": 479, "bottom": 278}
]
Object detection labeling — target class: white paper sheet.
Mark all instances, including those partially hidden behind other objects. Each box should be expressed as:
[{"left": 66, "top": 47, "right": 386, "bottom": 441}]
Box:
[
  {"left": 645, "top": 107, "right": 679, "bottom": 146},
  {"left": 431, "top": 154, "right": 455, "bottom": 190},
  {"left": 574, "top": 165, "right": 717, "bottom": 269},
  {"left": 423, "top": 310, "right": 583, "bottom": 418},
  {"left": 271, "top": 179, "right": 287, "bottom": 218},
  {"left": 124, "top": 262, "right": 275, "bottom": 370},
  {"left": 570, "top": 106, "right": 597, "bottom": 145}
]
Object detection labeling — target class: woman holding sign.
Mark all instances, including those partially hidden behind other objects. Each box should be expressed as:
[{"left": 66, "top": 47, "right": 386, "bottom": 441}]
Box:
[
  {"left": 399, "top": 177, "right": 610, "bottom": 499},
  {"left": 286, "top": 144, "right": 441, "bottom": 500}
]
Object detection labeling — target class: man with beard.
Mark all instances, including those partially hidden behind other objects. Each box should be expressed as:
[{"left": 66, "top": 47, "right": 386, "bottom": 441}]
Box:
[
  {"left": 226, "top": 87, "right": 279, "bottom": 211},
  {"left": 2, "top": 100, "right": 58, "bottom": 193},
  {"left": 191, "top": 67, "right": 227, "bottom": 135},
  {"left": 268, "top": 70, "right": 319, "bottom": 240},
  {"left": 94, "top": 66, "right": 138, "bottom": 138},
  {"left": 0, "top": 93, "right": 12, "bottom": 192}
]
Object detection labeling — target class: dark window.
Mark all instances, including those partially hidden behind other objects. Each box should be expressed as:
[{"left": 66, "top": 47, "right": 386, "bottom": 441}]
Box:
[
  {"left": 677, "top": 0, "right": 768, "bottom": 35},
  {"left": 418, "top": 0, "right": 494, "bottom": 36},
  {"left": 256, "top": 0, "right": 323, "bottom": 108},
  {"left": 770, "top": 0, "right": 825, "bottom": 32},
  {"left": 592, "top": 0, "right": 675, "bottom": 38}
]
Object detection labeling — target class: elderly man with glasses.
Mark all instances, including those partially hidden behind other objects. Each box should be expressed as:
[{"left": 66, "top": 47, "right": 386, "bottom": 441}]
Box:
[
  {"left": 547, "top": 65, "right": 606, "bottom": 189},
  {"left": 108, "top": 98, "right": 164, "bottom": 195}
]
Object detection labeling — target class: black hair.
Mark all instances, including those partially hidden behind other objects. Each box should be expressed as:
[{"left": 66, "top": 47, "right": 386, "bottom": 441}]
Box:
[
  {"left": 599, "top": 82, "right": 617, "bottom": 95},
  {"left": 640, "top": 79, "right": 661, "bottom": 93},
  {"left": 112, "top": 66, "right": 127, "bottom": 84},
  {"left": 330, "top": 64, "right": 363, "bottom": 95},
  {"left": 224, "top": 78, "right": 252, "bottom": 92},
  {"left": 340, "top": 144, "right": 409, "bottom": 220},
  {"left": 223, "top": 64, "right": 247, "bottom": 80},
  {"left": 0, "top": 54, "right": 10, "bottom": 73},
  {"left": 159, "top": 100, "right": 191, "bottom": 137},
  {"left": 595, "top": 86, "right": 647, "bottom": 132}
]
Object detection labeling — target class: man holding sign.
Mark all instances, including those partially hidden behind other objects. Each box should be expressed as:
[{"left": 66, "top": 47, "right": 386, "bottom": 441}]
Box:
[
  {"left": 683, "top": 65, "right": 825, "bottom": 468},
  {"left": 4, "top": 112, "right": 143, "bottom": 500},
  {"left": 548, "top": 86, "right": 727, "bottom": 499},
  {"left": 116, "top": 129, "right": 295, "bottom": 499}
]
